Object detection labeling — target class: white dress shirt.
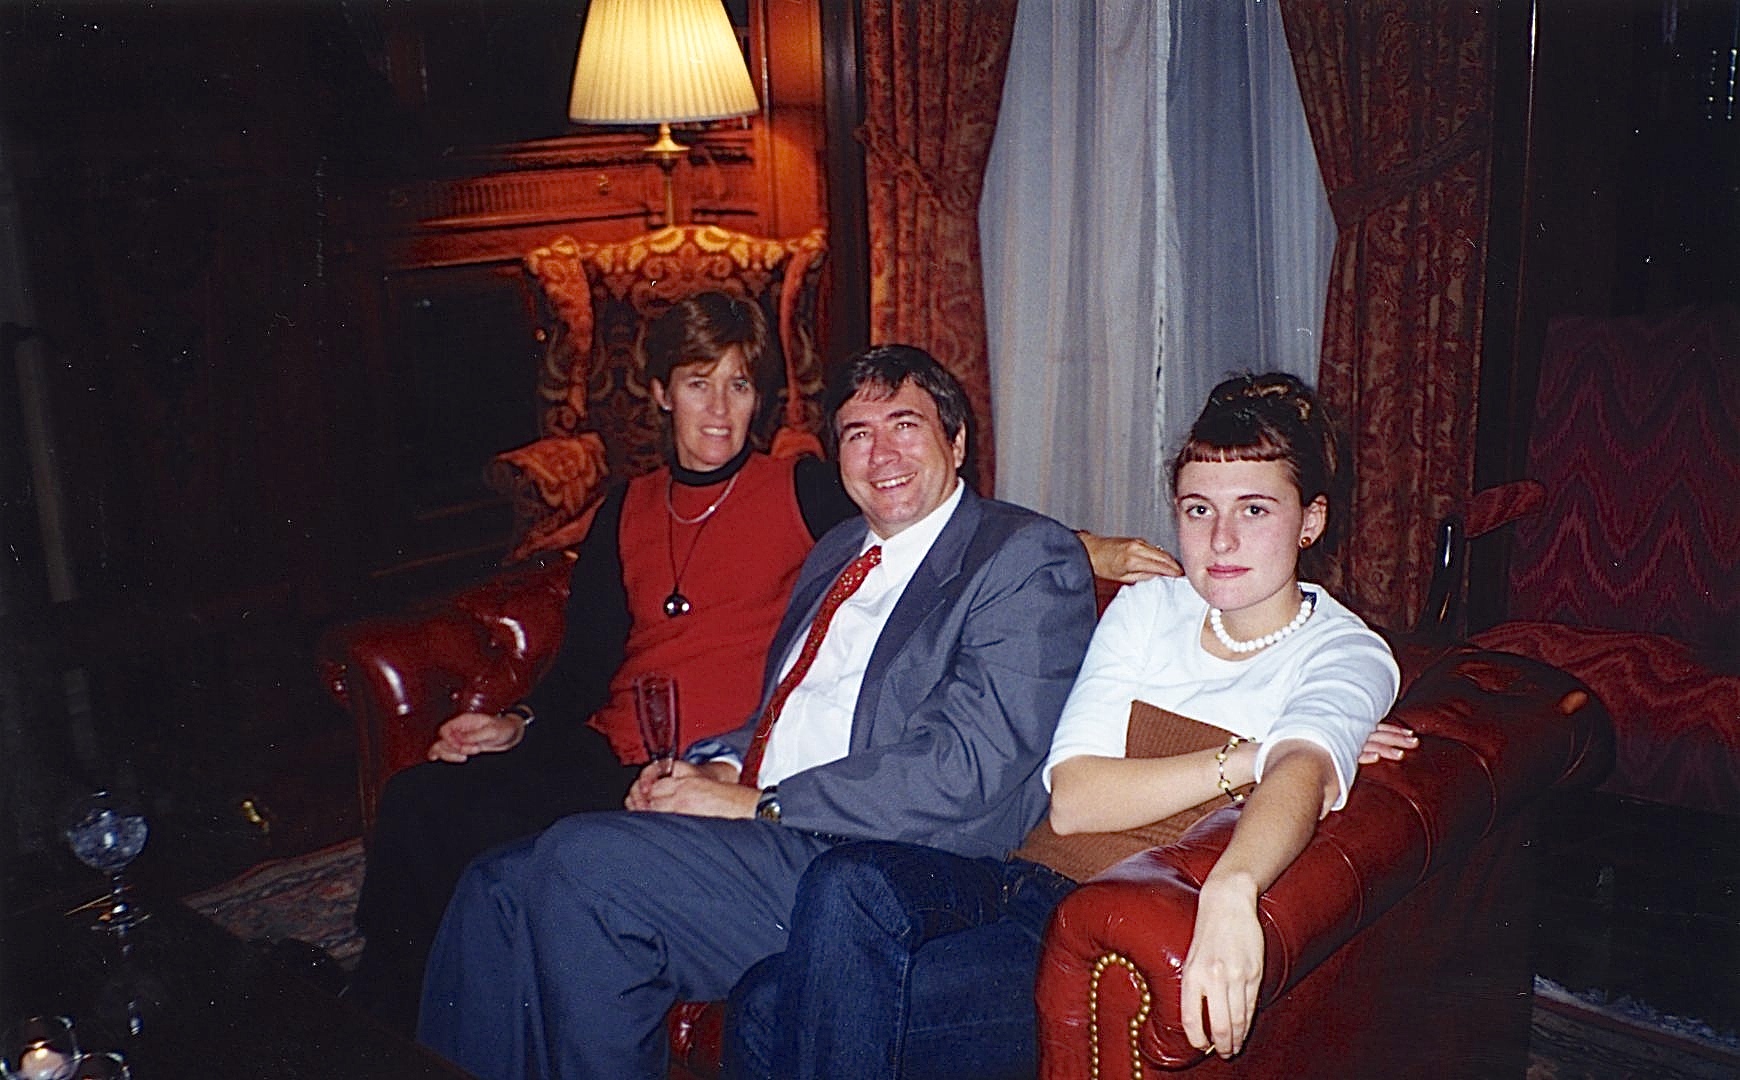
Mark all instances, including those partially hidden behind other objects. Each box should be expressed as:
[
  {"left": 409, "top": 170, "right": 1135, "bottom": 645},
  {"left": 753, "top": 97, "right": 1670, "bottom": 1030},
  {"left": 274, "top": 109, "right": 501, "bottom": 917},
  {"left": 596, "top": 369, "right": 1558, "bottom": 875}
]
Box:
[{"left": 755, "top": 480, "right": 965, "bottom": 787}]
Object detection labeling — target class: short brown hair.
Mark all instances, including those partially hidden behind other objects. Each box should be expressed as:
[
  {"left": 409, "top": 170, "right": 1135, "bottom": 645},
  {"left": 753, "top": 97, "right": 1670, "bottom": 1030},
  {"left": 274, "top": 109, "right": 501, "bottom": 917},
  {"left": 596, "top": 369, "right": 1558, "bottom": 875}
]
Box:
[{"left": 642, "top": 292, "right": 773, "bottom": 389}]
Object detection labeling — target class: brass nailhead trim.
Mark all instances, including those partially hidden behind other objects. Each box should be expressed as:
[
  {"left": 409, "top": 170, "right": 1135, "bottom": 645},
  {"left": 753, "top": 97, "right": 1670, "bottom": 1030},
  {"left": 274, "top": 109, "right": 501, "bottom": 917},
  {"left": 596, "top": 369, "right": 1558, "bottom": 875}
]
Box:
[{"left": 1089, "top": 951, "right": 1152, "bottom": 1080}]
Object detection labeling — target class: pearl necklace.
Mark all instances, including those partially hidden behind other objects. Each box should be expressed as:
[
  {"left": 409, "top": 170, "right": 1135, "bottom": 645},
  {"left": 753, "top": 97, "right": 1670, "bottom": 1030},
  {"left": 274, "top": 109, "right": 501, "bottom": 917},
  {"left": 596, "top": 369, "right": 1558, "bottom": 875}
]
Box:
[{"left": 1209, "top": 591, "right": 1316, "bottom": 654}]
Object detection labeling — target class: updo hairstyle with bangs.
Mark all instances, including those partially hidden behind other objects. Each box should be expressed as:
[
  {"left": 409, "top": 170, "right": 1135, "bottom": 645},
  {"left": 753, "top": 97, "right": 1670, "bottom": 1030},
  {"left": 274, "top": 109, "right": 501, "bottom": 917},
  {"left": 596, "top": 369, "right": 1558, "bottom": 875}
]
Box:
[{"left": 1169, "top": 372, "right": 1348, "bottom": 564}]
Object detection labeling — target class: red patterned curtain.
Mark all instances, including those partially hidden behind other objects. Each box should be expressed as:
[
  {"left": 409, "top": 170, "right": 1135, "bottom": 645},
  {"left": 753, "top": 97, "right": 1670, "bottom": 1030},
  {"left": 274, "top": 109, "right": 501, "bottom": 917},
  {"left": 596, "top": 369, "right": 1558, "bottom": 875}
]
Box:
[
  {"left": 1279, "top": 0, "right": 1494, "bottom": 629},
  {"left": 860, "top": 0, "right": 1018, "bottom": 492}
]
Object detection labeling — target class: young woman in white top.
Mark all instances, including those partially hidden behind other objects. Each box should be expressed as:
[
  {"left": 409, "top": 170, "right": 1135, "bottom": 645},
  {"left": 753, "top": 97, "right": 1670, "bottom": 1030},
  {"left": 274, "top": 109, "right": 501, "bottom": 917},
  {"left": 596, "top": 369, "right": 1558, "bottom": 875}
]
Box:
[{"left": 723, "top": 372, "right": 1417, "bottom": 1079}]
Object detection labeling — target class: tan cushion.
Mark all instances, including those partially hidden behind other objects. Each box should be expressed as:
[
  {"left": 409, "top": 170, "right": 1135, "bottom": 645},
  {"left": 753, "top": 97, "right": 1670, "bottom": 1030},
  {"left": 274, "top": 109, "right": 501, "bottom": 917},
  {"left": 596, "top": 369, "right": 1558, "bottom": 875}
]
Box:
[{"left": 1013, "top": 701, "right": 1250, "bottom": 883}]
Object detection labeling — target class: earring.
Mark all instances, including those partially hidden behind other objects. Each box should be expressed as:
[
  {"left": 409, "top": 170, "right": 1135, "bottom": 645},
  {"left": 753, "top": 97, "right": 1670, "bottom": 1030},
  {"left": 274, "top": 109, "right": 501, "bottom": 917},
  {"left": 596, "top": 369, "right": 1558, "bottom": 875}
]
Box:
[{"left": 1300, "top": 536, "right": 1314, "bottom": 549}]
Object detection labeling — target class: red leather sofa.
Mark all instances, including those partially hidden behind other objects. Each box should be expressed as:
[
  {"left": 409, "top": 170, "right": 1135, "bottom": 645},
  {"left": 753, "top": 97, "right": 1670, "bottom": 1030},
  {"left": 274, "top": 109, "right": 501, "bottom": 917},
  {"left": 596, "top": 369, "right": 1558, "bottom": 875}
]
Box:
[
  {"left": 1036, "top": 642, "right": 1610, "bottom": 1079},
  {"left": 321, "top": 562, "right": 1612, "bottom": 1078}
]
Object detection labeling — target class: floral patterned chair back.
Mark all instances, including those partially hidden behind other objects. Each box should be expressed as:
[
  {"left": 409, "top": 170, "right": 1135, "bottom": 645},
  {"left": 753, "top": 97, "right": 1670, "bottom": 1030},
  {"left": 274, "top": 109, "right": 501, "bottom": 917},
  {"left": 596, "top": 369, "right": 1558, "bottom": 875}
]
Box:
[{"left": 492, "top": 224, "right": 828, "bottom": 561}]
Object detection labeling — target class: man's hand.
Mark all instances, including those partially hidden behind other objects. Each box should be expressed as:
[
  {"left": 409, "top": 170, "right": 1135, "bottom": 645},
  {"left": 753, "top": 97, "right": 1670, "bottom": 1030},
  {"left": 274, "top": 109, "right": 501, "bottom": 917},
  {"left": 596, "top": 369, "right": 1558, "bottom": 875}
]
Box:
[
  {"left": 625, "top": 759, "right": 755, "bottom": 819},
  {"left": 1078, "top": 532, "right": 1183, "bottom": 584},
  {"left": 427, "top": 711, "right": 526, "bottom": 763},
  {"left": 1357, "top": 720, "right": 1418, "bottom": 765}
]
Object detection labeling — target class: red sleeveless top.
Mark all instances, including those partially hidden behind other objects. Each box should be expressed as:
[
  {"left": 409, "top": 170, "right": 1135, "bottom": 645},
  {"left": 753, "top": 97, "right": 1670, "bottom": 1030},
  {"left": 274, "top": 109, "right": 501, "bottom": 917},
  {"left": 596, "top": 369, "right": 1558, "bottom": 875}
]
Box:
[{"left": 589, "top": 453, "right": 815, "bottom": 762}]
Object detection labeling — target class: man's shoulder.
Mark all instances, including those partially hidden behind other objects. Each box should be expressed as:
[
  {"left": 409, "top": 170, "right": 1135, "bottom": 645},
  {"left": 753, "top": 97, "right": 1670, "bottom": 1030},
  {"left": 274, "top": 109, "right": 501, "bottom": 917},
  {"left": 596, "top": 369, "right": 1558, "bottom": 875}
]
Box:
[
  {"left": 961, "top": 492, "right": 1081, "bottom": 549},
  {"left": 948, "top": 494, "right": 1091, "bottom": 594}
]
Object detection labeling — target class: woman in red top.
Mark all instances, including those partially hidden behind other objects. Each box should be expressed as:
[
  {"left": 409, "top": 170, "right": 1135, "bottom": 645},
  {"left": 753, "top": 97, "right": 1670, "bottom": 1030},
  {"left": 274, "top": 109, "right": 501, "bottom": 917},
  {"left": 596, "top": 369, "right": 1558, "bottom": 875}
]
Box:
[{"left": 348, "top": 293, "right": 856, "bottom": 1032}]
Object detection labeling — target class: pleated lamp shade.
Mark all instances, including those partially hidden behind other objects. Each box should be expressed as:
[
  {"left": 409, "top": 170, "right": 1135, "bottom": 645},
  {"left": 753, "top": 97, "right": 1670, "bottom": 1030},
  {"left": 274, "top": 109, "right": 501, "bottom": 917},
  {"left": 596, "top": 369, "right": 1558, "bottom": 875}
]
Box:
[{"left": 568, "top": 0, "right": 759, "bottom": 126}]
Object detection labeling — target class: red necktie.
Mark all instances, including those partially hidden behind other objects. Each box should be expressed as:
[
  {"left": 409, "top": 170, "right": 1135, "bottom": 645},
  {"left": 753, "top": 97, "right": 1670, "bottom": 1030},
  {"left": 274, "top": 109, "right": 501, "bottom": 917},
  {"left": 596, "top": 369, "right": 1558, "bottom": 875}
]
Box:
[{"left": 740, "top": 545, "right": 883, "bottom": 787}]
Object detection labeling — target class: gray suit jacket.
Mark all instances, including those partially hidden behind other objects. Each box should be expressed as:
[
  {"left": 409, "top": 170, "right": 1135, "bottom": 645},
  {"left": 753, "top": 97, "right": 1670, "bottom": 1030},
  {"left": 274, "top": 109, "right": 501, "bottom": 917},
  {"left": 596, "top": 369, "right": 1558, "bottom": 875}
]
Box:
[{"left": 717, "top": 486, "right": 1096, "bottom": 859}]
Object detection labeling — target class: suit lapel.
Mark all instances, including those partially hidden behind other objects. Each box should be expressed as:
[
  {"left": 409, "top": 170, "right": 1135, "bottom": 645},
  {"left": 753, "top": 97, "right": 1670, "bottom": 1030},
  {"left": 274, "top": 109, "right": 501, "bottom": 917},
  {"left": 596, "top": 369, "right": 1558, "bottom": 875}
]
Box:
[{"left": 850, "top": 488, "right": 982, "bottom": 736}]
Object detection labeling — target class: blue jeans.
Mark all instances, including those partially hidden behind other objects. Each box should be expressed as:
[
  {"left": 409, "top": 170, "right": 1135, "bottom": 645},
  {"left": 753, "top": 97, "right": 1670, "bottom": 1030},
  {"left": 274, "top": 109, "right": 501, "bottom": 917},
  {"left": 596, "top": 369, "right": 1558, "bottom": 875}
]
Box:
[{"left": 723, "top": 841, "right": 1077, "bottom": 1080}]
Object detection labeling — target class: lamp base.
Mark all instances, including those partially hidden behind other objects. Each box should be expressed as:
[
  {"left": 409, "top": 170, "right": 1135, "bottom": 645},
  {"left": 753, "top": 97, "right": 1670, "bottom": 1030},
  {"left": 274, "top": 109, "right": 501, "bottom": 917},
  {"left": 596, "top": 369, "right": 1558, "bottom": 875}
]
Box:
[
  {"left": 645, "top": 122, "right": 688, "bottom": 159},
  {"left": 645, "top": 122, "right": 685, "bottom": 226}
]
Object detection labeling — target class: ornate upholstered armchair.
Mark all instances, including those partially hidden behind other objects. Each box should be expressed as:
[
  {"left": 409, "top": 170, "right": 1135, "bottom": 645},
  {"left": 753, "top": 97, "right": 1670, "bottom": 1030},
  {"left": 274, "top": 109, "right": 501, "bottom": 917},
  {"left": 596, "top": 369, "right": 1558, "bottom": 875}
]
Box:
[
  {"left": 319, "top": 224, "right": 828, "bottom": 829},
  {"left": 1442, "top": 305, "right": 1740, "bottom": 816},
  {"left": 490, "top": 223, "right": 829, "bottom": 561}
]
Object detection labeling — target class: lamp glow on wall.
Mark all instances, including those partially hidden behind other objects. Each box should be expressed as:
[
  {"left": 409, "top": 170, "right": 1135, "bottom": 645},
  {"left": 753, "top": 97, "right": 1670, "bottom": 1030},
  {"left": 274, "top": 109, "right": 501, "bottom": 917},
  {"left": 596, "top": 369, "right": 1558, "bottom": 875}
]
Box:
[{"left": 568, "top": 0, "right": 760, "bottom": 226}]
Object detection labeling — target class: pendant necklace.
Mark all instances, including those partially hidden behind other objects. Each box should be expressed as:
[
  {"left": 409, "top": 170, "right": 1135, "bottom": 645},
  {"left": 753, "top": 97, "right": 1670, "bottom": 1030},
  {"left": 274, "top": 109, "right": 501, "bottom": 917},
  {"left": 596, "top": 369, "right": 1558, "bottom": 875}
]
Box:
[{"left": 663, "top": 470, "right": 740, "bottom": 617}]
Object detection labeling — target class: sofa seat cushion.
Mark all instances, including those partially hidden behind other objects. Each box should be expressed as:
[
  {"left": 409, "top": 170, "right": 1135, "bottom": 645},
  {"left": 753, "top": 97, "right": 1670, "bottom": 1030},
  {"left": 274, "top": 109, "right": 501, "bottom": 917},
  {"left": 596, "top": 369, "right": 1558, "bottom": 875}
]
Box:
[{"left": 1473, "top": 620, "right": 1740, "bottom": 814}]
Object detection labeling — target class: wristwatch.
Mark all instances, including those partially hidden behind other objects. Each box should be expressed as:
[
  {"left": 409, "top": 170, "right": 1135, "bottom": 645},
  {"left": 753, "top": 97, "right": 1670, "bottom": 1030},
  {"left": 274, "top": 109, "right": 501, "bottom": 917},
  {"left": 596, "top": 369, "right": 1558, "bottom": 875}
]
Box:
[{"left": 754, "top": 786, "right": 781, "bottom": 823}]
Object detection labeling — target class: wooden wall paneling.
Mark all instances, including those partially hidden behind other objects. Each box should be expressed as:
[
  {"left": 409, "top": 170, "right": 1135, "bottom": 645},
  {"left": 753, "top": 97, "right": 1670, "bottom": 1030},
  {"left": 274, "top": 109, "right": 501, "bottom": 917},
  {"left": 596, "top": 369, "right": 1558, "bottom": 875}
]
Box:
[
  {"left": 369, "top": 261, "right": 543, "bottom": 587},
  {"left": 756, "top": 0, "right": 830, "bottom": 237}
]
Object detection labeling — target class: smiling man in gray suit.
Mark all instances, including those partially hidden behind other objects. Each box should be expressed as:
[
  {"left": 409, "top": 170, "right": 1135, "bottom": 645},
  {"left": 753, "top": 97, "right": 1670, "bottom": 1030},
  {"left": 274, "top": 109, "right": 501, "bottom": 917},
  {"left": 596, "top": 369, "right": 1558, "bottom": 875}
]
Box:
[{"left": 417, "top": 345, "right": 1097, "bottom": 1080}]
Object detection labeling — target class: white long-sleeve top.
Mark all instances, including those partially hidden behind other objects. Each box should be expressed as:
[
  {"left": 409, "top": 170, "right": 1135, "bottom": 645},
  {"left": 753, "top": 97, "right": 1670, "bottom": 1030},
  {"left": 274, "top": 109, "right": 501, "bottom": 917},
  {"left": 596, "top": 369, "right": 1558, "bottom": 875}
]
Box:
[{"left": 1043, "top": 576, "right": 1401, "bottom": 811}]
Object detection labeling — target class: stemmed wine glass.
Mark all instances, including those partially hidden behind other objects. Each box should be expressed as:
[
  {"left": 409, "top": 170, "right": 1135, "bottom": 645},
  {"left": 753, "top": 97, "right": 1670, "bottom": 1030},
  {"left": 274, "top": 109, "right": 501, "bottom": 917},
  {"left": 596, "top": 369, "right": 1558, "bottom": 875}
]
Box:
[
  {"left": 633, "top": 672, "right": 680, "bottom": 777},
  {"left": 61, "top": 792, "right": 150, "bottom": 934},
  {"left": 2, "top": 1016, "right": 79, "bottom": 1080},
  {"left": 67, "top": 1053, "right": 130, "bottom": 1080}
]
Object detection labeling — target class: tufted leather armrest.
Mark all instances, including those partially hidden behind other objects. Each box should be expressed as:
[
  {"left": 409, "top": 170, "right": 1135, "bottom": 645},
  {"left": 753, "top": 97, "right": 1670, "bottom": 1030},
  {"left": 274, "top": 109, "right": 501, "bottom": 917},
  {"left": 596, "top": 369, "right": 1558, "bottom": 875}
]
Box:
[
  {"left": 1034, "top": 647, "right": 1613, "bottom": 1078},
  {"left": 317, "top": 553, "right": 575, "bottom": 830}
]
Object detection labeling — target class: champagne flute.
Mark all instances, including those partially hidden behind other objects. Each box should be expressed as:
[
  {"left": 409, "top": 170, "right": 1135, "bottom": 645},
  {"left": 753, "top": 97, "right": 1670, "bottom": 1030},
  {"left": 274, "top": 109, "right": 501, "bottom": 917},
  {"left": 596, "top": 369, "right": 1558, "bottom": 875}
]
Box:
[
  {"left": 633, "top": 672, "right": 680, "bottom": 777},
  {"left": 61, "top": 791, "right": 150, "bottom": 934}
]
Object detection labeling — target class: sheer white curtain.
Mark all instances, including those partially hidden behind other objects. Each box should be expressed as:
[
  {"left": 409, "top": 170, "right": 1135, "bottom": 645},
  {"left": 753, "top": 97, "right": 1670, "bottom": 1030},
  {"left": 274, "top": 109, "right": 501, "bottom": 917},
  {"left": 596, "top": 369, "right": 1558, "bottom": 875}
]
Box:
[{"left": 984, "top": 0, "right": 1334, "bottom": 548}]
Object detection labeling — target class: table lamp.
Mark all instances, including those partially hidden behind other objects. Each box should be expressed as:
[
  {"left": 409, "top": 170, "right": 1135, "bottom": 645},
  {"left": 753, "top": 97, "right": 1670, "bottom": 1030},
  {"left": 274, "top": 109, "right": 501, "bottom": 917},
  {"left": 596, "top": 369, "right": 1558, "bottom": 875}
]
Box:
[{"left": 568, "top": 0, "right": 760, "bottom": 226}]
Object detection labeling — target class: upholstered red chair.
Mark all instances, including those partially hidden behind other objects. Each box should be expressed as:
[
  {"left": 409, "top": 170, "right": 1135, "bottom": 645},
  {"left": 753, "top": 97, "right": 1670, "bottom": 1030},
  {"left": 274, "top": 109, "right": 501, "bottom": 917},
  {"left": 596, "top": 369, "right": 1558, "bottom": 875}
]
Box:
[
  {"left": 1456, "top": 305, "right": 1740, "bottom": 815},
  {"left": 319, "top": 224, "right": 828, "bottom": 830},
  {"left": 491, "top": 223, "right": 829, "bottom": 561}
]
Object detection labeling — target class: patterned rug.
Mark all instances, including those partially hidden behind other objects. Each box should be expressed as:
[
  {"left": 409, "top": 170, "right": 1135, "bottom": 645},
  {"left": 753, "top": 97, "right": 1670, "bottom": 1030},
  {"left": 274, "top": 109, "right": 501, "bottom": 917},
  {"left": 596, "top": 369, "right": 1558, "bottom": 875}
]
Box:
[
  {"left": 183, "top": 839, "right": 1740, "bottom": 1077},
  {"left": 183, "top": 837, "right": 366, "bottom": 968},
  {"left": 1527, "top": 983, "right": 1740, "bottom": 1080}
]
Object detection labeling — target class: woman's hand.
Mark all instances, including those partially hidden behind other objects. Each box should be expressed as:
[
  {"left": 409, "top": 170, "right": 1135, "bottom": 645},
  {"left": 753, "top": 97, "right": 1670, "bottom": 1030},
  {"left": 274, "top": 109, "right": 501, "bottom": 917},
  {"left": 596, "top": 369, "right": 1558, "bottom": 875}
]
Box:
[
  {"left": 1357, "top": 720, "right": 1418, "bottom": 765},
  {"left": 1177, "top": 742, "right": 1334, "bottom": 1059},
  {"left": 1179, "top": 872, "right": 1265, "bottom": 1059},
  {"left": 426, "top": 711, "right": 526, "bottom": 763},
  {"left": 1077, "top": 532, "right": 1183, "bottom": 584}
]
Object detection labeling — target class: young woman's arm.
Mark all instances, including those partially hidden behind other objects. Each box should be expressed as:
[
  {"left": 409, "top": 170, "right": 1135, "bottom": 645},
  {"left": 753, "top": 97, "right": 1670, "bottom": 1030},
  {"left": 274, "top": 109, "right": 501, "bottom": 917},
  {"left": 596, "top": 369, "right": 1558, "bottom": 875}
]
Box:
[
  {"left": 1178, "top": 738, "right": 1336, "bottom": 1060},
  {"left": 1047, "top": 741, "right": 1256, "bottom": 835}
]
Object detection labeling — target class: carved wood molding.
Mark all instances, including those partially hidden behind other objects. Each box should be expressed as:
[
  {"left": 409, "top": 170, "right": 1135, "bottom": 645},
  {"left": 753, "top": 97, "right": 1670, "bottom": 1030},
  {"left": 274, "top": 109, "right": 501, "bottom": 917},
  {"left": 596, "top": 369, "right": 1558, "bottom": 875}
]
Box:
[{"left": 332, "top": 130, "right": 758, "bottom": 235}]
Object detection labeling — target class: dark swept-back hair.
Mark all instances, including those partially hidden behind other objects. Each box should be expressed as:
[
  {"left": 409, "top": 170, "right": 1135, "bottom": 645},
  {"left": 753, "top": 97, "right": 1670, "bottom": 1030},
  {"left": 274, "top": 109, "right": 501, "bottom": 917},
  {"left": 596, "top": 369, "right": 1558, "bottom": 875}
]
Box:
[
  {"left": 1169, "top": 371, "right": 1348, "bottom": 556},
  {"left": 642, "top": 291, "right": 774, "bottom": 390},
  {"left": 823, "top": 344, "right": 972, "bottom": 457}
]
